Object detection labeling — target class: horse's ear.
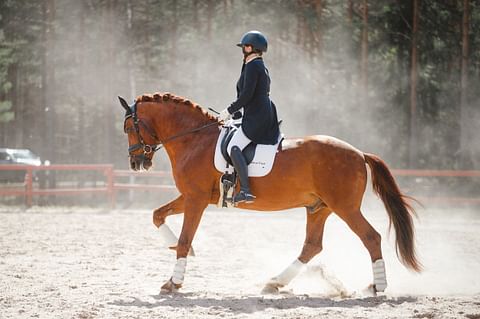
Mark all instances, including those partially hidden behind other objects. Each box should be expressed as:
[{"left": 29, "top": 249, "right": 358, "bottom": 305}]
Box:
[{"left": 118, "top": 96, "right": 131, "bottom": 114}]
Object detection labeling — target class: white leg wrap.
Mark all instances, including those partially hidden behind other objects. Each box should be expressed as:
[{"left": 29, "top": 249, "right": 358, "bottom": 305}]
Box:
[
  {"left": 372, "top": 259, "right": 387, "bottom": 292},
  {"left": 158, "top": 224, "right": 179, "bottom": 248},
  {"left": 269, "top": 259, "right": 306, "bottom": 287},
  {"left": 171, "top": 257, "right": 187, "bottom": 285}
]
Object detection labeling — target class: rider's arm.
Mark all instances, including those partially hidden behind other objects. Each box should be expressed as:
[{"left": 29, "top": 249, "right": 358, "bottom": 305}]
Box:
[{"left": 227, "top": 62, "right": 259, "bottom": 114}]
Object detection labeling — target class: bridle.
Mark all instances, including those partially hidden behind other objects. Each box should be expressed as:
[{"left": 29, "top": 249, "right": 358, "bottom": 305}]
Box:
[
  {"left": 124, "top": 102, "right": 160, "bottom": 159},
  {"left": 123, "top": 101, "right": 219, "bottom": 161}
]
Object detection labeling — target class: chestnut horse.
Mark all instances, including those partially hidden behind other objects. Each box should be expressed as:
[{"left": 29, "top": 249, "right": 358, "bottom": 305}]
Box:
[{"left": 119, "top": 92, "right": 421, "bottom": 295}]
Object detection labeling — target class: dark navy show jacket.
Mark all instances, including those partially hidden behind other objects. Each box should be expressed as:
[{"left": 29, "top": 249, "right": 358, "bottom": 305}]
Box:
[{"left": 227, "top": 58, "right": 280, "bottom": 145}]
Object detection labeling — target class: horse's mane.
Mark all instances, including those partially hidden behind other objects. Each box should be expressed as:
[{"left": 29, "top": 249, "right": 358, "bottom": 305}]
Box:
[{"left": 135, "top": 92, "right": 218, "bottom": 122}]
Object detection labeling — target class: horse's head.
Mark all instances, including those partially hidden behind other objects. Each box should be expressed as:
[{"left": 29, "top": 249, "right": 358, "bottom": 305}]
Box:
[{"left": 119, "top": 96, "right": 158, "bottom": 171}]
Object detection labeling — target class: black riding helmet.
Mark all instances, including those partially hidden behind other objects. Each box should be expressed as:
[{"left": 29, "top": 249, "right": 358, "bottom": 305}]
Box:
[{"left": 237, "top": 30, "right": 268, "bottom": 53}]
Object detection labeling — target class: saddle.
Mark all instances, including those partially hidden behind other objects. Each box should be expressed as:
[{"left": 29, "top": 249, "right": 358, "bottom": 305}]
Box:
[
  {"left": 214, "top": 120, "right": 283, "bottom": 208},
  {"left": 220, "top": 123, "right": 256, "bottom": 166}
]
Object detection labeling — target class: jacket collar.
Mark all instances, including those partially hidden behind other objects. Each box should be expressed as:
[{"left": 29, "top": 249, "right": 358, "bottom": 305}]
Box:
[{"left": 245, "top": 53, "right": 262, "bottom": 64}]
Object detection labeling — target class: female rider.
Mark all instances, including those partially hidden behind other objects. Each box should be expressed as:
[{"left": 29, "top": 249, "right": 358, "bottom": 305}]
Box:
[{"left": 219, "top": 30, "right": 280, "bottom": 204}]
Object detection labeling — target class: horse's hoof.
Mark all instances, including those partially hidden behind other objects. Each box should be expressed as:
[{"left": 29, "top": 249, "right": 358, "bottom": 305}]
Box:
[
  {"left": 362, "top": 284, "right": 377, "bottom": 297},
  {"left": 261, "top": 283, "right": 280, "bottom": 295},
  {"left": 160, "top": 278, "right": 182, "bottom": 294}
]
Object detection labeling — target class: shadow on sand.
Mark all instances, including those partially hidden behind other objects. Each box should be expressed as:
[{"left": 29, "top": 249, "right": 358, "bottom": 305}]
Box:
[{"left": 109, "top": 293, "right": 418, "bottom": 315}]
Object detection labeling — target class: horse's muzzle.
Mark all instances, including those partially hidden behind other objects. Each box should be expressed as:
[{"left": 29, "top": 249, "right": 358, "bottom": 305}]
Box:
[{"left": 130, "top": 155, "right": 152, "bottom": 171}]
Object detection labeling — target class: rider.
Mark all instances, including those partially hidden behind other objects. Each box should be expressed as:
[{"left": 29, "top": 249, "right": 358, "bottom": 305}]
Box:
[{"left": 219, "top": 30, "right": 280, "bottom": 204}]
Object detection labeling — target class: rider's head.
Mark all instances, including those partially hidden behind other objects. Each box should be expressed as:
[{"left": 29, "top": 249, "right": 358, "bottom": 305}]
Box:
[{"left": 237, "top": 30, "right": 268, "bottom": 57}]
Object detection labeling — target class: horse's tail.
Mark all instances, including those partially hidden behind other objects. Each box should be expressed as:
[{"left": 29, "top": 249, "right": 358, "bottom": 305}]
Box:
[{"left": 364, "top": 153, "right": 422, "bottom": 272}]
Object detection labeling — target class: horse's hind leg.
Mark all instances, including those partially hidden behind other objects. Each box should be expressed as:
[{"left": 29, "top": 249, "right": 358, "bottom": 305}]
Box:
[
  {"left": 262, "top": 207, "right": 331, "bottom": 294},
  {"left": 298, "top": 207, "right": 332, "bottom": 263},
  {"left": 336, "top": 208, "right": 387, "bottom": 293}
]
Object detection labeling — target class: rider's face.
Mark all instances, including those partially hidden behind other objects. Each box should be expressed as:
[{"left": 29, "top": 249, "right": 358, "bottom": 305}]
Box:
[{"left": 242, "top": 45, "right": 253, "bottom": 55}]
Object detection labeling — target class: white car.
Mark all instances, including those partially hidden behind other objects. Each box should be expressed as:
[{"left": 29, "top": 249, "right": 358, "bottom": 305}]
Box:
[{"left": 0, "top": 148, "right": 42, "bottom": 182}]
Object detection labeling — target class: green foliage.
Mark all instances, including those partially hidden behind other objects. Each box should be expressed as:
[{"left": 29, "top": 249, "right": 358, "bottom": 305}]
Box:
[
  {"left": 0, "top": 100, "right": 13, "bottom": 122},
  {"left": 0, "top": 0, "right": 478, "bottom": 168}
]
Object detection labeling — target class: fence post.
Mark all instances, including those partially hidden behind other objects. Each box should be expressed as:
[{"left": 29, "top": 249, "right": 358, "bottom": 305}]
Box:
[
  {"left": 106, "top": 165, "right": 115, "bottom": 209},
  {"left": 24, "top": 167, "right": 33, "bottom": 207}
]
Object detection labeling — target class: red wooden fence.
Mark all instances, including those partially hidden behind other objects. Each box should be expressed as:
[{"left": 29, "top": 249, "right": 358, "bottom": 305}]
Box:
[
  {"left": 0, "top": 164, "right": 479, "bottom": 207},
  {"left": 0, "top": 164, "right": 176, "bottom": 207}
]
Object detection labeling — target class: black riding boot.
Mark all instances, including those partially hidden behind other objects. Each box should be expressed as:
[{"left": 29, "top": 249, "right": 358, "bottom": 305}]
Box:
[{"left": 230, "top": 146, "right": 256, "bottom": 204}]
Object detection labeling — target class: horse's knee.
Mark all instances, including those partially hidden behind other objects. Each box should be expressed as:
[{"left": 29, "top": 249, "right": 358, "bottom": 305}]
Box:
[
  {"left": 153, "top": 208, "right": 168, "bottom": 227},
  {"left": 299, "top": 242, "right": 323, "bottom": 263}
]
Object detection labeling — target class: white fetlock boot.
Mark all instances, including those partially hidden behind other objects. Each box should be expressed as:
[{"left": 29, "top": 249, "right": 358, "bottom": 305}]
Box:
[
  {"left": 262, "top": 259, "right": 305, "bottom": 294},
  {"left": 372, "top": 259, "right": 387, "bottom": 293}
]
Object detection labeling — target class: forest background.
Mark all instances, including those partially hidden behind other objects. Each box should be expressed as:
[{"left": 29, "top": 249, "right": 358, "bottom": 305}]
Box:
[{"left": 0, "top": 0, "right": 479, "bottom": 170}]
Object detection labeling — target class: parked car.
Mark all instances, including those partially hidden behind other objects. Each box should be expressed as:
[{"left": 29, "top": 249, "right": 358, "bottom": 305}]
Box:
[{"left": 0, "top": 148, "right": 42, "bottom": 183}]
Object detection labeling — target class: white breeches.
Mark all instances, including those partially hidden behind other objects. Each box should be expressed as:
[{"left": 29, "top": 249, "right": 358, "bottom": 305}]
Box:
[{"left": 227, "top": 127, "right": 252, "bottom": 155}]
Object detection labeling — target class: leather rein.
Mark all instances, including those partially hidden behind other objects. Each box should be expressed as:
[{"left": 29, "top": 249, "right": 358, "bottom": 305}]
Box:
[{"left": 124, "top": 103, "right": 219, "bottom": 158}]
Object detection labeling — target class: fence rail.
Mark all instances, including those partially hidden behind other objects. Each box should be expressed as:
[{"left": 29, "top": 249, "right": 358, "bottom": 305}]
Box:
[
  {"left": 0, "top": 164, "right": 176, "bottom": 207},
  {"left": 0, "top": 164, "right": 479, "bottom": 207}
]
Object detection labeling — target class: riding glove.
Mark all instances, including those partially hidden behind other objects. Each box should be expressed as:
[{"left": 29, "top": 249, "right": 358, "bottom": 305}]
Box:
[{"left": 219, "top": 109, "right": 231, "bottom": 121}]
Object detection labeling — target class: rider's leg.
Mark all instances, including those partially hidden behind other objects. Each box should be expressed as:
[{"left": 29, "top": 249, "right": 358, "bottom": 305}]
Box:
[{"left": 227, "top": 128, "right": 255, "bottom": 203}]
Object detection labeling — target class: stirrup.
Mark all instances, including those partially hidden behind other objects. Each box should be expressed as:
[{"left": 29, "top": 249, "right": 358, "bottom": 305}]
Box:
[{"left": 234, "top": 190, "right": 256, "bottom": 204}]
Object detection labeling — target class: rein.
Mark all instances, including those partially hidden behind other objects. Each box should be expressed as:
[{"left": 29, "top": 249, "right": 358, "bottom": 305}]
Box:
[{"left": 124, "top": 103, "right": 219, "bottom": 157}]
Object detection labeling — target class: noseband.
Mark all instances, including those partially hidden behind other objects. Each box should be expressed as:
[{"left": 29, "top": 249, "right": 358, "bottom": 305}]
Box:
[{"left": 124, "top": 101, "right": 219, "bottom": 161}]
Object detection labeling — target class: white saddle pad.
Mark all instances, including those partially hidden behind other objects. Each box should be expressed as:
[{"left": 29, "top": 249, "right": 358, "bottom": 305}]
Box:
[{"left": 214, "top": 126, "right": 283, "bottom": 177}]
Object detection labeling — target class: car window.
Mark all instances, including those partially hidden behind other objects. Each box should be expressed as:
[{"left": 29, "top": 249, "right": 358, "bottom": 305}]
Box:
[
  {"left": 0, "top": 152, "right": 11, "bottom": 161},
  {"left": 11, "top": 150, "right": 38, "bottom": 160}
]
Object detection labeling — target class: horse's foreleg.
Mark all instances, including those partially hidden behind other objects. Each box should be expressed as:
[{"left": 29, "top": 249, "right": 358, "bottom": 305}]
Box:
[
  {"left": 262, "top": 207, "right": 331, "bottom": 294},
  {"left": 154, "top": 195, "right": 196, "bottom": 256},
  {"left": 153, "top": 195, "right": 185, "bottom": 227},
  {"left": 337, "top": 209, "right": 386, "bottom": 294},
  {"left": 160, "top": 197, "right": 207, "bottom": 294}
]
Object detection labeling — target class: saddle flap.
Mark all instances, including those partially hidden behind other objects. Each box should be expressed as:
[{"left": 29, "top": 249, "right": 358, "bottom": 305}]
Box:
[
  {"left": 215, "top": 125, "right": 283, "bottom": 177},
  {"left": 220, "top": 126, "right": 256, "bottom": 166}
]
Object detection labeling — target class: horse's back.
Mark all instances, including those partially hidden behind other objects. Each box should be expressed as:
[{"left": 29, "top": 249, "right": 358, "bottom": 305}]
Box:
[
  {"left": 275, "top": 135, "right": 367, "bottom": 207},
  {"left": 281, "top": 135, "right": 364, "bottom": 159}
]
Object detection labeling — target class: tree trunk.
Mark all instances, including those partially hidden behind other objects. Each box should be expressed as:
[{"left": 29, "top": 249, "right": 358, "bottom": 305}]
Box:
[
  {"left": 459, "top": 0, "right": 471, "bottom": 167},
  {"left": 43, "top": 0, "right": 56, "bottom": 163},
  {"left": 126, "top": 0, "right": 136, "bottom": 100},
  {"left": 296, "top": 0, "right": 306, "bottom": 50},
  {"left": 193, "top": 0, "right": 199, "bottom": 31},
  {"left": 345, "top": 0, "right": 354, "bottom": 87},
  {"left": 78, "top": 1, "right": 87, "bottom": 164},
  {"left": 103, "top": 0, "right": 116, "bottom": 163},
  {"left": 360, "top": 0, "right": 368, "bottom": 94},
  {"left": 313, "top": 0, "right": 324, "bottom": 61},
  {"left": 171, "top": 0, "right": 178, "bottom": 65},
  {"left": 13, "top": 64, "right": 23, "bottom": 148},
  {"left": 347, "top": 0, "right": 353, "bottom": 24},
  {"left": 409, "top": 0, "right": 419, "bottom": 167},
  {"left": 207, "top": 0, "right": 213, "bottom": 41}
]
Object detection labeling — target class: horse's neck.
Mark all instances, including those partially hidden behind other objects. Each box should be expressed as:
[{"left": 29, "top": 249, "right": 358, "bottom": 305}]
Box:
[
  {"left": 163, "top": 125, "right": 219, "bottom": 172},
  {"left": 154, "top": 104, "right": 211, "bottom": 138},
  {"left": 153, "top": 104, "right": 218, "bottom": 167}
]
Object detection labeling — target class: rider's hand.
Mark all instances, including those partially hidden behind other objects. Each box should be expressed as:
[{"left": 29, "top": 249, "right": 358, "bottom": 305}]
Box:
[
  {"left": 218, "top": 109, "right": 231, "bottom": 122},
  {"left": 232, "top": 111, "right": 242, "bottom": 120}
]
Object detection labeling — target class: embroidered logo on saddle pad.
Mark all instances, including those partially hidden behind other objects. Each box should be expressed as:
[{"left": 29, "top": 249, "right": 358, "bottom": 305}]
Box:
[{"left": 214, "top": 124, "right": 283, "bottom": 177}]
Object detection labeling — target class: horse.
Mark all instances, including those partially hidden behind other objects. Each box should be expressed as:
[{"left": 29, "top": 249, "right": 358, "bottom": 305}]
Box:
[{"left": 119, "top": 92, "right": 421, "bottom": 295}]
